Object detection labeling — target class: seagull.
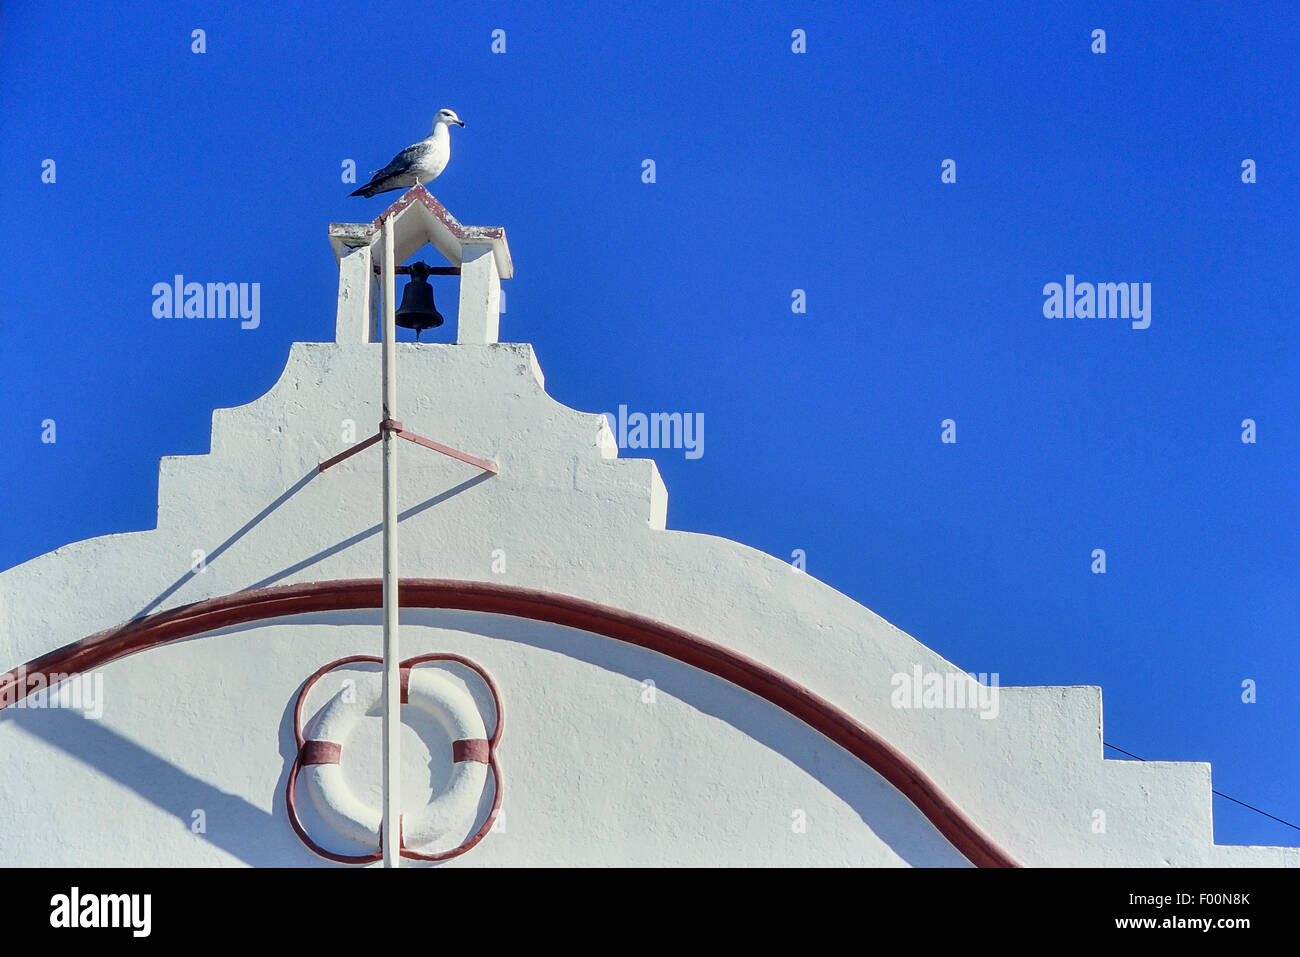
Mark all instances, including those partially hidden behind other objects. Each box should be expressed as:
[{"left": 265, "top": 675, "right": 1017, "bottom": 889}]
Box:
[{"left": 350, "top": 109, "right": 465, "bottom": 198}]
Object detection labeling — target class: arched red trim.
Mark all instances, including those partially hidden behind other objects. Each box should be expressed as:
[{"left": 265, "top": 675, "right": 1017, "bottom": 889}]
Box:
[{"left": 0, "top": 579, "right": 1020, "bottom": 868}]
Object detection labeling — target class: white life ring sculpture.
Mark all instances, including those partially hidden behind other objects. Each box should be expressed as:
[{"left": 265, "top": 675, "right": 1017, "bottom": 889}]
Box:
[{"left": 302, "top": 667, "right": 491, "bottom": 853}]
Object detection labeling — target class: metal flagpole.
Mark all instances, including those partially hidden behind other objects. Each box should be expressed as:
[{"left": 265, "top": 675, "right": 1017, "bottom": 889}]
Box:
[{"left": 381, "top": 214, "right": 401, "bottom": 868}]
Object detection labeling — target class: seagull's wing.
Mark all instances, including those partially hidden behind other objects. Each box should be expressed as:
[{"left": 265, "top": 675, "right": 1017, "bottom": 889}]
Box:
[
  {"left": 351, "top": 139, "right": 432, "bottom": 197},
  {"left": 370, "top": 140, "right": 429, "bottom": 179}
]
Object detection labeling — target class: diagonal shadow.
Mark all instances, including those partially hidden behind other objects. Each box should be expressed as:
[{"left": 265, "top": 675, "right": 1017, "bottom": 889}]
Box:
[
  {"left": 246, "top": 471, "right": 492, "bottom": 591},
  {"left": 135, "top": 465, "right": 493, "bottom": 617},
  {"left": 135, "top": 467, "right": 320, "bottom": 619},
  {"left": 6, "top": 606, "right": 972, "bottom": 867},
  {"left": 1, "top": 700, "right": 314, "bottom": 867}
]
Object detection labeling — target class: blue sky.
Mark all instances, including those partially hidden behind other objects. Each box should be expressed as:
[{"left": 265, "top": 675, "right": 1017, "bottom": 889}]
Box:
[{"left": 1, "top": 2, "right": 1296, "bottom": 847}]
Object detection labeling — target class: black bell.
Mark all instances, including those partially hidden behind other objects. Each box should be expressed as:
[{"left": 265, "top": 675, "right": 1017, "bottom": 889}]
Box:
[{"left": 395, "top": 261, "right": 444, "bottom": 341}]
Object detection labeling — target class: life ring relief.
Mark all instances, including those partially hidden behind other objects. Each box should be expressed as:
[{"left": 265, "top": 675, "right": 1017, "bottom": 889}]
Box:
[{"left": 287, "top": 654, "right": 502, "bottom": 864}]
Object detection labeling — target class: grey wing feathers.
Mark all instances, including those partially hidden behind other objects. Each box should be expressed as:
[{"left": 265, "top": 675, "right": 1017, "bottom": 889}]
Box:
[{"left": 373, "top": 141, "right": 428, "bottom": 178}]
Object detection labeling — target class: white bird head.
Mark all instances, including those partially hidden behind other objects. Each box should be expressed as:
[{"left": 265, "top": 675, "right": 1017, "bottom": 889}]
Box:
[{"left": 433, "top": 108, "right": 465, "bottom": 130}]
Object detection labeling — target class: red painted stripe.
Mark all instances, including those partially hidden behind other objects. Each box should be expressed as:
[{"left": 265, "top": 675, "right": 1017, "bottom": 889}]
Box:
[
  {"left": 0, "top": 579, "right": 1019, "bottom": 867},
  {"left": 453, "top": 738, "right": 490, "bottom": 764},
  {"left": 301, "top": 740, "right": 342, "bottom": 765},
  {"left": 372, "top": 187, "right": 506, "bottom": 242}
]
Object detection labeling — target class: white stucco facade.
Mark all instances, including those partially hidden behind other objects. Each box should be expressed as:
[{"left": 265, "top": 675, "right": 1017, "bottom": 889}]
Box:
[{"left": 0, "top": 193, "right": 1294, "bottom": 867}]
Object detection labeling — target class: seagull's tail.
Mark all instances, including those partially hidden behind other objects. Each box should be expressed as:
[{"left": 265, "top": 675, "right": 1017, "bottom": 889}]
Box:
[{"left": 350, "top": 184, "right": 377, "bottom": 198}]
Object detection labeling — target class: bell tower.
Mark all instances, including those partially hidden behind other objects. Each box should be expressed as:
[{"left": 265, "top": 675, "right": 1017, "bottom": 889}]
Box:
[
  {"left": 323, "top": 184, "right": 512, "bottom": 866},
  {"left": 328, "top": 186, "right": 513, "bottom": 345}
]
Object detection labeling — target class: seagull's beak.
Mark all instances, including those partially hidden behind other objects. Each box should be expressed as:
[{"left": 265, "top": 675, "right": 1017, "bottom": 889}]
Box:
[{"left": 456, "top": 118, "right": 466, "bottom": 127}]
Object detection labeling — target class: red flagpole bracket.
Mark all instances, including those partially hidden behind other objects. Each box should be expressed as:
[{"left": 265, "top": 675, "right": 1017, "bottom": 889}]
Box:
[{"left": 319, "top": 420, "right": 498, "bottom": 475}]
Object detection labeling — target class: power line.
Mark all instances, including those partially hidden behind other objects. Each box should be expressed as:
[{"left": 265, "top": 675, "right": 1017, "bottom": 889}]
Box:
[{"left": 1104, "top": 741, "right": 1300, "bottom": 834}]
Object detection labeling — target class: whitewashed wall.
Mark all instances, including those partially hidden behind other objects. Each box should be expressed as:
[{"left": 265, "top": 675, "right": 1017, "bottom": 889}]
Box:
[{"left": 0, "top": 339, "right": 1294, "bottom": 866}]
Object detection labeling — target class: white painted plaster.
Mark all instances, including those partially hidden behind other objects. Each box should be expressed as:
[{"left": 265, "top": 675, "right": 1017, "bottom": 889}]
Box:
[
  {"left": 456, "top": 245, "right": 500, "bottom": 345},
  {"left": 0, "top": 204, "right": 1294, "bottom": 866}
]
